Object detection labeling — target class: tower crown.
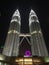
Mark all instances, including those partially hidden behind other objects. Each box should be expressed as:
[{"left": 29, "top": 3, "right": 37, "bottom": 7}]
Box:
[
  {"left": 13, "top": 9, "right": 20, "bottom": 17},
  {"left": 29, "top": 9, "right": 36, "bottom": 16},
  {"left": 11, "top": 9, "right": 21, "bottom": 25},
  {"left": 29, "top": 9, "right": 39, "bottom": 26}
]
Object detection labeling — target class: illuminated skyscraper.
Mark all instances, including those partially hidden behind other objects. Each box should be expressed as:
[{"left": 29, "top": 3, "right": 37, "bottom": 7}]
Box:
[
  {"left": 29, "top": 9, "right": 48, "bottom": 56},
  {"left": 2, "top": 9, "right": 48, "bottom": 57},
  {"left": 2, "top": 9, "right": 21, "bottom": 56}
]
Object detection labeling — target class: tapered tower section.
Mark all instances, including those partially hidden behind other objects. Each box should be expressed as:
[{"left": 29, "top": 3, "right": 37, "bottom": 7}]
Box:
[
  {"left": 29, "top": 9, "right": 48, "bottom": 56},
  {"left": 2, "top": 9, "right": 21, "bottom": 56}
]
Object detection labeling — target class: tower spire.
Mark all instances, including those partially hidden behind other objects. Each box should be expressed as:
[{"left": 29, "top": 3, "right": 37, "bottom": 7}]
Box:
[
  {"left": 29, "top": 9, "right": 39, "bottom": 26},
  {"left": 11, "top": 9, "right": 21, "bottom": 25}
]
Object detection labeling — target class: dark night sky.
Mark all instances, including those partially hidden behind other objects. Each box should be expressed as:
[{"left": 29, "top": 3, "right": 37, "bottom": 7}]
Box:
[{"left": 0, "top": 0, "right": 49, "bottom": 54}]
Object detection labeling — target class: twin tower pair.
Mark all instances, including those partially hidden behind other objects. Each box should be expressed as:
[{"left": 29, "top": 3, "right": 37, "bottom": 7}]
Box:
[
  {"left": 11, "top": 9, "right": 39, "bottom": 29},
  {"left": 2, "top": 9, "right": 48, "bottom": 57}
]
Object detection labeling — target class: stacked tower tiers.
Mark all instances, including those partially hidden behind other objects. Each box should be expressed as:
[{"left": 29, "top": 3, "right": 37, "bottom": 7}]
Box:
[
  {"left": 29, "top": 9, "right": 48, "bottom": 56},
  {"left": 2, "top": 9, "right": 21, "bottom": 56},
  {"left": 2, "top": 9, "right": 48, "bottom": 56}
]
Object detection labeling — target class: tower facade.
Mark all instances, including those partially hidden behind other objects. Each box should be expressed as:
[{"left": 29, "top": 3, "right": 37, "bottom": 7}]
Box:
[
  {"left": 2, "top": 9, "right": 21, "bottom": 56},
  {"left": 2, "top": 9, "right": 48, "bottom": 57},
  {"left": 29, "top": 9, "right": 48, "bottom": 56}
]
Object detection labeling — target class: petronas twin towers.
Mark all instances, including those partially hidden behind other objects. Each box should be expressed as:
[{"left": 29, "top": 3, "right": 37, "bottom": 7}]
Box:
[{"left": 2, "top": 9, "right": 48, "bottom": 57}]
